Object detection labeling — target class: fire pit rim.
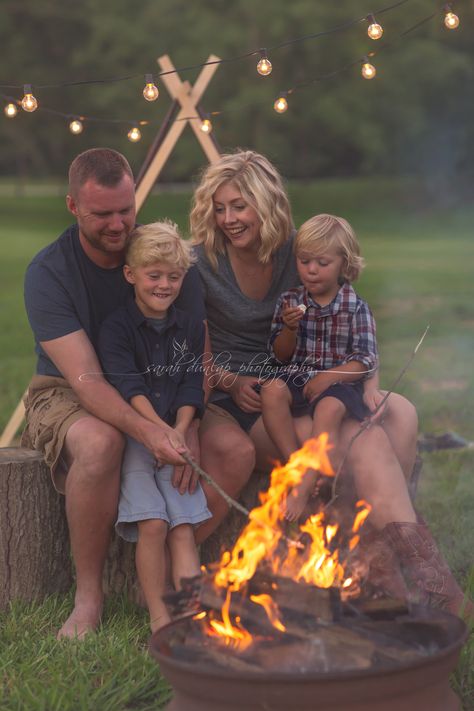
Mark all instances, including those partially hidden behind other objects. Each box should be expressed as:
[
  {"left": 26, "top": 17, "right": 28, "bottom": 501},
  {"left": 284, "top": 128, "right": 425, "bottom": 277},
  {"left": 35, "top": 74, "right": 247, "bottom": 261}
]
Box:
[{"left": 149, "top": 609, "right": 468, "bottom": 683}]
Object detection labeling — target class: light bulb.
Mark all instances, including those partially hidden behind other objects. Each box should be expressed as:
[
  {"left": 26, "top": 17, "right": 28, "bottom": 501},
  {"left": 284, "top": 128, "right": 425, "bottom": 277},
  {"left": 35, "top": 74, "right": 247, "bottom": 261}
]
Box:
[
  {"left": 143, "top": 74, "right": 159, "bottom": 101},
  {"left": 367, "top": 15, "right": 383, "bottom": 40},
  {"left": 69, "top": 119, "right": 84, "bottom": 134},
  {"left": 128, "top": 126, "right": 141, "bottom": 142},
  {"left": 4, "top": 103, "right": 18, "bottom": 118},
  {"left": 273, "top": 95, "right": 288, "bottom": 113},
  {"left": 361, "top": 61, "right": 376, "bottom": 79},
  {"left": 444, "top": 11, "right": 459, "bottom": 29},
  {"left": 200, "top": 118, "right": 212, "bottom": 133},
  {"left": 257, "top": 51, "right": 272, "bottom": 77},
  {"left": 21, "top": 85, "right": 38, "bottom": 112}
]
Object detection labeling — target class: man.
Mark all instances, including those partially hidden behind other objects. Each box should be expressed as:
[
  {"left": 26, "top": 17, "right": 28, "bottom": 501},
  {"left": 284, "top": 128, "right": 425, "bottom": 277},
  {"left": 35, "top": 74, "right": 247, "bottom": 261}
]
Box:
[{"left": 23, "top": 148, "right": 204, "bottom": 639}]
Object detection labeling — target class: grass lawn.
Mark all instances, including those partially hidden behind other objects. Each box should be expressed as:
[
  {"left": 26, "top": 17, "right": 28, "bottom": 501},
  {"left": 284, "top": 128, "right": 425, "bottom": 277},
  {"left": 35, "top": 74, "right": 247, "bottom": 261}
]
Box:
[{"left": 0, "top": 178, "right": 472, "bottom": 709}]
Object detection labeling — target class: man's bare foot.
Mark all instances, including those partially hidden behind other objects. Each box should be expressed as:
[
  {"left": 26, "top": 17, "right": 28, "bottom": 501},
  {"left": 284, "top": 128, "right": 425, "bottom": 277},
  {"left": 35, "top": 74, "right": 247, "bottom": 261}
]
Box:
[{"left": 57, "top": 602, "right": 102, "bottom": 640}]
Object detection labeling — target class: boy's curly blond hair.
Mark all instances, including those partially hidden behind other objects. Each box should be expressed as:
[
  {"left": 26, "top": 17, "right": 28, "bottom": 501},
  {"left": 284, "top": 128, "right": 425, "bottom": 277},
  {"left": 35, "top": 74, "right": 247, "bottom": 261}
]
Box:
[
  {"left": 126, "top": 220, "right": 195, "bottom": 271},
  {"left": 296, "top": 214, "right": 365, "bottom": 282}
]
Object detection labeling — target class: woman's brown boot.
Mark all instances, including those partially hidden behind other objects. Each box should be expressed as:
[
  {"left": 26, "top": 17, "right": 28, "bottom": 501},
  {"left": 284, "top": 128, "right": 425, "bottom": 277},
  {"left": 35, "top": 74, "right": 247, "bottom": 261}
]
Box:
[
  {"left": 384, "top": 521, "right": 474, "bottom": 623},
  {"left": 355, "top": 525, "right": 409, "bottom": 600}
]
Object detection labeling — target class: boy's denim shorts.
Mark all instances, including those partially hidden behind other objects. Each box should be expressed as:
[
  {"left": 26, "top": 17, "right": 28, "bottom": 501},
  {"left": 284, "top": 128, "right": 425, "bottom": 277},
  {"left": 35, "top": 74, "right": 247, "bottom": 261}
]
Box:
[{"left": 116, "top": 436, "right": 211, "bottom": 543}]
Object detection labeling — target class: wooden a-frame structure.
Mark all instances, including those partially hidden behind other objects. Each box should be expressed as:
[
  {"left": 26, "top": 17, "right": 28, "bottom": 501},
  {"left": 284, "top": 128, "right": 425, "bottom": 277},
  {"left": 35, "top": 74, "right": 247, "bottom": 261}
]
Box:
[{"left": 0, "top": 53, "right": 221, "bottom": 447}]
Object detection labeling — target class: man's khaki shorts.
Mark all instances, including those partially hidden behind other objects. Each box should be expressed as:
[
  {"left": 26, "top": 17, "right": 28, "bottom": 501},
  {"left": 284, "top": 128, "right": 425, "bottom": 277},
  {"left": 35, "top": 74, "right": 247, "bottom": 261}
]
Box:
[{"left": 21, "top": 375, "right": 89, "bottom": 493}]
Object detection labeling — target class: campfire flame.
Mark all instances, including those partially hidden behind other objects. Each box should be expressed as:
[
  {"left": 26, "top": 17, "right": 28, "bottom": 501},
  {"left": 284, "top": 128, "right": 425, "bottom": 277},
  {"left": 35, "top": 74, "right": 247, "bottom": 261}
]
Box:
[
  {"left": 214, "top": 435, "right": 334, "bottom": 591},
  {"left": 250, "top": 594, "right": 286, "bottom": 632},
  {"left": 207, "top": 589, "right": 253, "bottom": 650},
  {"left": 201, "top": 435, "right": 371, "bottom": 648}
]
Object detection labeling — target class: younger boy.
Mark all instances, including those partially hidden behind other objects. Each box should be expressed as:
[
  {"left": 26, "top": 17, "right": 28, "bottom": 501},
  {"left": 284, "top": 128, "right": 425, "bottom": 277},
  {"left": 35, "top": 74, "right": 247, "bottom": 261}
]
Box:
[
  {"left": 98, "top": 221, "right": 210, "bottom": 631},
  {"left": 261, "top": 214, "right": 378, "bottom": 520}
]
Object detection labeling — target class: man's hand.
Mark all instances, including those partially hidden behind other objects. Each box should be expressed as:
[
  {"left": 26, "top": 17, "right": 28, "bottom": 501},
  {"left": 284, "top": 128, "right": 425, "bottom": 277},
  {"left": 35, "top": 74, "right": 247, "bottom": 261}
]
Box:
[
  {"left": 172, "top": 419, "right": 200, "bottom": 494},
  {"left": 139, "top": 419, "right": 187, "bottom": 466},
  {"left": 229, "top": 375, "right": 261, "bottom": 412}
]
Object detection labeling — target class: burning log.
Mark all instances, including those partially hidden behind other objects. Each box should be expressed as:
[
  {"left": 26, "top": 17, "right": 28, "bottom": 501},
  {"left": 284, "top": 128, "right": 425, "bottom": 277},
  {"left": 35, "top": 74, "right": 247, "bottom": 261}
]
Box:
[{"left": 165, "top": 570, "right": 342, "bottom": 625}]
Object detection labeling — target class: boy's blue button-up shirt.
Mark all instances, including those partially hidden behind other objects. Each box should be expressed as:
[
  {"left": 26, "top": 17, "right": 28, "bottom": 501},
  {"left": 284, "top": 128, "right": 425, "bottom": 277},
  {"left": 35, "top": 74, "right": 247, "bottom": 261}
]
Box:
[{"left": 98, "top": 297, "right": 205, "bottom": 425}]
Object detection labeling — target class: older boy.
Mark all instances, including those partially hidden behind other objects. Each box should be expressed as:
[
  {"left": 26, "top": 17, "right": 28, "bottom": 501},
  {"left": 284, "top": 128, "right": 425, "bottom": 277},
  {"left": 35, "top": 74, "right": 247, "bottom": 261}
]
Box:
[{"left": 98, "top": 221, "right": 210, "bottom": 631}]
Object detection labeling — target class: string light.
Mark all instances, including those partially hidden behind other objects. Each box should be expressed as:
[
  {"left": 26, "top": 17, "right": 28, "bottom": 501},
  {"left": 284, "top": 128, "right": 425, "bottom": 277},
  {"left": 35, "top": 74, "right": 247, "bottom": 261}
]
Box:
[
  {"left": 21, "top": 85, "right": 38, "bottom": 112},
  {"left": 4, "top": 102, "right": 18, "bottom": 118},
  {"left": 0, "top": 3, "right": 461, "bottom": 139},
  {"left": 200, "top": 118, "right": 212, "bottom": 133},
  {"left": 127, "top": 126, "right": 141, "bottom": 142},
  {"left": 274, "top": 94, "right": 288, "bottom": 113},
  {"left": 361, "top": 58, "right": 376, "bottom": 79},
  {"left": 367, "top": 14, "right": 383, "bottom": 40},
  {"left": 256, "top": 50, "right": 272, "bottom": 77},
  {"left": 444, "top": 5, "right": 459, "bottom": 29},
  {"left": 143, "top": 73, "right": 159, "bottom": 101},
  {"left": 69, "top": 118, "right": 84, "bottom": 134}
]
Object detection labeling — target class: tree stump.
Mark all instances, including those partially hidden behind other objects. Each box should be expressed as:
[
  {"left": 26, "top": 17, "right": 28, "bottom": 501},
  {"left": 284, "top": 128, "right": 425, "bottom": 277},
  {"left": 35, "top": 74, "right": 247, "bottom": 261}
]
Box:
[
  {"left": 0, "top": 448, "right": 73, "bottom": 610},
  {"left": 0, "top": 447, "right": 139, "bottom": 610}
]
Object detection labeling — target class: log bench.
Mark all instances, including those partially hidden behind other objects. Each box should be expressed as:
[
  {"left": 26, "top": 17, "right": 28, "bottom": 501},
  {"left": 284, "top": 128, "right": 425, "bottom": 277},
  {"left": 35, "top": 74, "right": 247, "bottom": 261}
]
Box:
[
  {"left": 0, "top": 447, "right": 266, "bottom": 611},
  {"left": 0, "top": 447, "right": 421, "bottom": 611}
]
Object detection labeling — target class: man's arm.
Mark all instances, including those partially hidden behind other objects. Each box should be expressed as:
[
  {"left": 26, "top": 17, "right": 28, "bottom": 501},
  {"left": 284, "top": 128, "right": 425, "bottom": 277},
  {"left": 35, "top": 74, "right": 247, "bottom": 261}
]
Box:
[{"left": 40, "top": 329, "right": 186, "bottom": 465}]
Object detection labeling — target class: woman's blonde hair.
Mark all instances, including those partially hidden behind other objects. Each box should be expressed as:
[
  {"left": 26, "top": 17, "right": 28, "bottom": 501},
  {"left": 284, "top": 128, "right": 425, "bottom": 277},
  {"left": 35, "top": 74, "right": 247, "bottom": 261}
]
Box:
[
  {"left": 126, "top": 220, "right": 195, "bottom": 271},
  {"left": 190, "top": 149, "right": 293, "bottom": 270},
  {"left": 295, "top": 214, "right": 365, "bottom": 283}
]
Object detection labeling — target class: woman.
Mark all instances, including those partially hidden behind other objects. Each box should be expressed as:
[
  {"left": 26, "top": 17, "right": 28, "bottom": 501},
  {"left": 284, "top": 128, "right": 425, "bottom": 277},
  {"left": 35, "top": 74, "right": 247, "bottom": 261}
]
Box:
[{"left": 190, "top": 149, "right": 472, "bottom": 620}]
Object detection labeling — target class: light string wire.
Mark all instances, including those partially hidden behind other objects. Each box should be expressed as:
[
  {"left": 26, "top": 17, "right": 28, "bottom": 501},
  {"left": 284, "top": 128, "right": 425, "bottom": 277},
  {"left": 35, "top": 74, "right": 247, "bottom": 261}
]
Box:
[
  {"left": 1, "top": 1, "right": 461, "bottom": 134},
  {"left": 0, "top": 0, "right": 411, "bottom": 90}
]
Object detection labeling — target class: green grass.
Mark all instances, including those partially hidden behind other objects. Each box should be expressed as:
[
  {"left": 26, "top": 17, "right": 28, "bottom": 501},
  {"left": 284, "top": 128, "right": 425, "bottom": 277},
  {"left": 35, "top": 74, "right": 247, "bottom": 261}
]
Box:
[
  {"left": 0, "top": 594, "right": 171, "bottom": 711},
  {"left": 0, "top": 178, "right": 473, "bottom": 709}
]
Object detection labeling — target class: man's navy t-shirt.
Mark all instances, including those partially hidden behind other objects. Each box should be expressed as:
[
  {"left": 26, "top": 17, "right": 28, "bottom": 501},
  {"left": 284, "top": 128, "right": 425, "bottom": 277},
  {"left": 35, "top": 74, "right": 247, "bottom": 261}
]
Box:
[{"left": 24, "top": 224, "right": 205, "bottom": 377}]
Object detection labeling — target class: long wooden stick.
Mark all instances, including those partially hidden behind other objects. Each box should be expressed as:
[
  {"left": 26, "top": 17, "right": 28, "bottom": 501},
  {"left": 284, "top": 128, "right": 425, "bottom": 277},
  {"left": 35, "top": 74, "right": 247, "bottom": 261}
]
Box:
[
  {"left": 180, "top": 451, "right": 303, "bottom": 549},
  {"left": 181, "top": 451, "right": 251, "bottom": 518},
  {"left": 327, "top": 325, "right": 430, "bottom": 505}
]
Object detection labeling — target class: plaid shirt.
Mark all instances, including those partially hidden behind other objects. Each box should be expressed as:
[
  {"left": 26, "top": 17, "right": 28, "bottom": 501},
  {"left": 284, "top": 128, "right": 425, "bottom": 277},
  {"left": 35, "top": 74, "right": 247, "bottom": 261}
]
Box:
[{"left": 269, "top": 283, "right": 378, "bottom": 376}]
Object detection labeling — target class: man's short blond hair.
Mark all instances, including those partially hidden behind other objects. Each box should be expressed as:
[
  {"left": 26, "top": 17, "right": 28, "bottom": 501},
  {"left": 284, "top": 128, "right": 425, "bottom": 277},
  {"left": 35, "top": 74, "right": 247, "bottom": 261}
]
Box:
[
  {"left": 295, "top": 214, "right": 365, "bottom": 282},
  {"left": 126, "top": 221, "right": 195, "bottom": 271}
]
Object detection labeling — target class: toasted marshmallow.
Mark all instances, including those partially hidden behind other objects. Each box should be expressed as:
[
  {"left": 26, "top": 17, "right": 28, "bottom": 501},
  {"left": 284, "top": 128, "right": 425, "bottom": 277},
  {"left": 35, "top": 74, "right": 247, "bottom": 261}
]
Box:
[{"left": 297, "top": 304, "right": 307, "bottom": 314}]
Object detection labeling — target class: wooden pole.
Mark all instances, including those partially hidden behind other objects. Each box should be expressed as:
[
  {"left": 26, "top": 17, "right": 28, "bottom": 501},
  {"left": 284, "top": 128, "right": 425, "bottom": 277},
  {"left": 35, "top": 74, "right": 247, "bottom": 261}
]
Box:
[
  {"left": 1, "top": 53, "right": 221, "bottom": 447},
  {"left": 0, "top": 391, "right": 26, "bottom": 448},
  {"left": 135, "top": 53, "right": 221, "bottom": 210}
]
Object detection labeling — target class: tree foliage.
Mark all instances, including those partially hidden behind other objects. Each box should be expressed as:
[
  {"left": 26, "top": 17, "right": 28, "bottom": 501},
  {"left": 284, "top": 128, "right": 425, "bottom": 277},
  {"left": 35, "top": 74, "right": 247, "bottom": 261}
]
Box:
[{"left": 0, "top": 0, "right": 472, "bottom": 182}]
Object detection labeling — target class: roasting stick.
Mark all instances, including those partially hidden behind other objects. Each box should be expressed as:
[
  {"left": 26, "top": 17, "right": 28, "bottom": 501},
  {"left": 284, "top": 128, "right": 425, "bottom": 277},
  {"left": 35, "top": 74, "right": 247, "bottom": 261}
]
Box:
[
  {"left": 180, "top": 451, "right": 303, "bottom": 549},
  {"left": 326, "top": 325, "right": 430, "bottom": 507}
]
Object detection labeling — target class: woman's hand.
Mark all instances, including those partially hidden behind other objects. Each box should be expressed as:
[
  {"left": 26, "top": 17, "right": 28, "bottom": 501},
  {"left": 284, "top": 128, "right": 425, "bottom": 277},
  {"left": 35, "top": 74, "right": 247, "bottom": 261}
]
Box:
[
  {"left": 229, "top": 375, "right": 261, "bottom": 412},
  {"left": 363, "top": 385, "right": 387, "bottom": 422}
]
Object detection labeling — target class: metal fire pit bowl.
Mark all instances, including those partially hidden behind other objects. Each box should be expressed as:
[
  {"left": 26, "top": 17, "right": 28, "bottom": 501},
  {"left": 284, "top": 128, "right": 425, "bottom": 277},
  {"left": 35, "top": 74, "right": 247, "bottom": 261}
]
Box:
[{"left": 149, "top": 609, "right": 468, "bottom": 711}]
